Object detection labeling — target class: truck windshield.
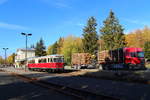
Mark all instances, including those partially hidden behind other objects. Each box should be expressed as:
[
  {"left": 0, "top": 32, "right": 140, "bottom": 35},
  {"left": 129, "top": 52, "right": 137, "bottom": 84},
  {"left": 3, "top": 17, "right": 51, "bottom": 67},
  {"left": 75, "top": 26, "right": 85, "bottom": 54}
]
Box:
[{"left": 137, "top": 52, "right": 144, "bottom": 58}]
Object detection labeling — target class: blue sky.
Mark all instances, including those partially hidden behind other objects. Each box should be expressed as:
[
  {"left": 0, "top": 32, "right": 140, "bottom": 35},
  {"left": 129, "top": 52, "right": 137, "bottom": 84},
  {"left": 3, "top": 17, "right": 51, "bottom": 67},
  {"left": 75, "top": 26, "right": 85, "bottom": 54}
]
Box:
[{"left": 0, "top": 0, "right": 150, "bottom": 57}]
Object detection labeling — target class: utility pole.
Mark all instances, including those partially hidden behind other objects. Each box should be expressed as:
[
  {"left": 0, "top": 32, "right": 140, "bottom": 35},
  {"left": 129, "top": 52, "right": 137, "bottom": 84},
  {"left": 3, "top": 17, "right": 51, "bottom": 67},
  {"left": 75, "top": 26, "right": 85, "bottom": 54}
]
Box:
[
  {"left": 3, "top": 48, "right": 8, "bottom": 67},
  {"left": 21, "top": 33, "right": 32, "bottom": 71}
]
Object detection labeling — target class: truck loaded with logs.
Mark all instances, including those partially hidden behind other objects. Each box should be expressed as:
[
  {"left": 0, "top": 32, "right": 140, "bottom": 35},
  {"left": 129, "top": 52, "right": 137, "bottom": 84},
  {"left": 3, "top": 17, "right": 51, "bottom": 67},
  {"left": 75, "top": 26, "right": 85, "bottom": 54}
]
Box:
[{"left": 71, "top": 47, "right": 146, "bottom": 70}]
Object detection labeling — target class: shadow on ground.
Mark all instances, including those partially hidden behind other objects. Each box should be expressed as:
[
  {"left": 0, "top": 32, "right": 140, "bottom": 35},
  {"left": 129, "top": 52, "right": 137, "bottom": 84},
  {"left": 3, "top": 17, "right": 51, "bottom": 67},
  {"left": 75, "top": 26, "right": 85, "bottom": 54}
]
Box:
[{"left": 0, "top": 73, "right": 77, "bottom": 100}]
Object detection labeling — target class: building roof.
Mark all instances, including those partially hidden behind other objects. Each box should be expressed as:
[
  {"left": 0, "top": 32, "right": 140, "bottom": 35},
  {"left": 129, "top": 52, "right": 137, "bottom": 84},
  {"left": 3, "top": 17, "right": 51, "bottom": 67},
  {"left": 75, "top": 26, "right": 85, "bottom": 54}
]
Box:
[{"left": 17, "top": 48, "right": 35, "bottom": 51}]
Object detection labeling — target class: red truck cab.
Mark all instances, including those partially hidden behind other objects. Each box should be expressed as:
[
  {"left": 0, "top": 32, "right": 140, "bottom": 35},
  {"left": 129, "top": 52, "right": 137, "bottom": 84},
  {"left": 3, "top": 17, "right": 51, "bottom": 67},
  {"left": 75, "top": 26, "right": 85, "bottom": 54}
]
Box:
[
  {"left": 124, "top": 47, "right": 145, "bottom": 69},
  {"left": 99, "top": 47, "right": 146, "bottom": 70}
]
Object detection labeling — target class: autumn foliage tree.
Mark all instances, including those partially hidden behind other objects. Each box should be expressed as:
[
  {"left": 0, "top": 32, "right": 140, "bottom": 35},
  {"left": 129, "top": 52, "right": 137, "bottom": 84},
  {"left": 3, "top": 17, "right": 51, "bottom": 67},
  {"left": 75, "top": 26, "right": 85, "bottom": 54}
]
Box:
[
  {"left": 144, "top": 41, "right": 150, "bottom": 59},
  {"left": 0, "top": 56, "right": 4, "bottom": 64},
  {"left": 57, "top": 37, "right": 64, "bottom": 54},
  {"left": 125, "top": 26, "right": 150, "bottom": 48},
  {"left": 47, "top": 37, "right": 64, "bottom": 55},
  {"left": 7, "top": 53, "right": 15, "bottom": 64},
  {"left": 61, "top": 35, "right": 83, "bottom": 65}
]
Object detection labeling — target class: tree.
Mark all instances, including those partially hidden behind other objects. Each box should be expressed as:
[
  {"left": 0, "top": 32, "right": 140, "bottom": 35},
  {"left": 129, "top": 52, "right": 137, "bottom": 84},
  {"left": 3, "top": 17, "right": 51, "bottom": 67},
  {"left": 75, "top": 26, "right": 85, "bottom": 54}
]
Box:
[
  {"left": 144, "top": 41, "right": 150, "bottom": 59},
  {"left": 47, "top": 42, "right": 58, "bottom": 55},
  {"left": 61, "top": 35, "right": 83, "bottom": 65},
  {"left": 35, "top": 38, "right": 46, "bottom": 56},
  {"left": 57, "top": 37, "right": 64, "bottom": 54},
  {"left": 47, "top": 45, "right": 53, "bottom": 55},
  {"left": 125, "top": 26, "right": 150, "bottom": 48},
  {"left": 7, "top": 53, "right": 15, "bottom": 64},
  {"left": 0, "top": 56, "right": 4, "bottom": 64},
  {"left": 100, "top": 10, "right": 126, "bottom": 50},
  {"left": 47, "top": 37, "right": 64, "bottom": 55},
  {"left": 82, "top": 16, "right": 99, "bottom": 54},
  {"left": 30, "top": 44, "right": 35, "bottom": 48}
]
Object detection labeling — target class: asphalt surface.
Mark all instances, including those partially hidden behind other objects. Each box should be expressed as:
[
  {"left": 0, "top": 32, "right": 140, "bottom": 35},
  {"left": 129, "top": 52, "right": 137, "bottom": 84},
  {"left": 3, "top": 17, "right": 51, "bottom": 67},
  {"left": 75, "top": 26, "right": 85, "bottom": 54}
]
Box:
[
  {"left": 2, "top": 67, "right": 150, "bottom": 100},
  {"left": 0, "top": 71, "right": 79, "bottom": 100}
]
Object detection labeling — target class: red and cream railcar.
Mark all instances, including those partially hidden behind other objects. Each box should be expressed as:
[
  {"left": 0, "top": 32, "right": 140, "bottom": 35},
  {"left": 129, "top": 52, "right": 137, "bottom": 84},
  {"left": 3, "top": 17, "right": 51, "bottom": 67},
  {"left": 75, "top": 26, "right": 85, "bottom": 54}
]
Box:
[{"left": 27, "top": 55, "right": 64, "bottom": 71}]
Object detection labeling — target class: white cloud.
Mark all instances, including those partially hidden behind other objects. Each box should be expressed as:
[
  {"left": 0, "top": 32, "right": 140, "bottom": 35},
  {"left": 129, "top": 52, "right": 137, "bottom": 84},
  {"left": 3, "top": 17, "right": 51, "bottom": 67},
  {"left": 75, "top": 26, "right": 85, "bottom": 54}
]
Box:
[
  {"left": 76, "top": 23, "right": 84, "bottom": 27},
  {"left": 55, "top": 2, "right": 69, "bottom": 8},
  {"left": 41, "top": 0, "right": 71, "bottom": 8},
  {"left": 0, "top": 22, "right": 28, "bottom": 30},
  {"left": 0, "top": 0, "right": 8, "bottom": 5},
  {"left": 62, "top": 20, "right": 84, "bottom": 27}
]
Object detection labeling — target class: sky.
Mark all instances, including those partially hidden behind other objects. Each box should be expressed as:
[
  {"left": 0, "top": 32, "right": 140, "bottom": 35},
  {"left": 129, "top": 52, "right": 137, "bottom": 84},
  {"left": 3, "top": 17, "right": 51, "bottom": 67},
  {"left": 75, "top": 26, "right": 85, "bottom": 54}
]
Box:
[{"left": 0, "top": 0, "right": 150, "bottom": 57}]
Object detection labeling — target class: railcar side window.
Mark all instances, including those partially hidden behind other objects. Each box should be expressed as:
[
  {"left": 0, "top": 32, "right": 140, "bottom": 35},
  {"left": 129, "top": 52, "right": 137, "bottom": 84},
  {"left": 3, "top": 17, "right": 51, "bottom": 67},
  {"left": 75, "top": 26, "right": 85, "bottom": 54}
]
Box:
[
  {"left": 41, "top": 59, "right": 46, "bottom": 63},
  {"left": 38, "top": 59, "right": 47, "bottom": 63},
  {"left": 53, "top": 58, "right": 63, "bottom": 62},
  {"left": 38, "top": 59, "right": 42, "bottom": 63},
  {"left": 48, "top": 58, "right": 53, "bottom": 62},
  {"left": 28, "top": 60, "right": 35, "bottom": 64}
]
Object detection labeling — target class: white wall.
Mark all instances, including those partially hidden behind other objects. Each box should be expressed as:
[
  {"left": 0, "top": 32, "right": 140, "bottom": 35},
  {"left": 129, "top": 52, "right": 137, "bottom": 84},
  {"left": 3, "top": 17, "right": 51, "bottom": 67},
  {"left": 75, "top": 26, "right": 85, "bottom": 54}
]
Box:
[{"left": 15, "top": 49, "right": 35, "bottom": 61}]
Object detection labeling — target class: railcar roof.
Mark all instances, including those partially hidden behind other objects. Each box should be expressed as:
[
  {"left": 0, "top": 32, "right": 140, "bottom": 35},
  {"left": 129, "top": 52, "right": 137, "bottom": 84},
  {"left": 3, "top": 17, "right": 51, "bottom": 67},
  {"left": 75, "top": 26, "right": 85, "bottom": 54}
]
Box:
[{"left": 28, "top": 54, "right": 64, "bottom": 60}]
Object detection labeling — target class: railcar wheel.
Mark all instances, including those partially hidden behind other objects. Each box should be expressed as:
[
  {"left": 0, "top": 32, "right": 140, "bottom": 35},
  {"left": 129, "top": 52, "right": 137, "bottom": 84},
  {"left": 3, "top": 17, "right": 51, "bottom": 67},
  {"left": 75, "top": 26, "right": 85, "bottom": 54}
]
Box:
[
  {"left": 28, "top": 68, "right": 32, "bottom": 71},
  {"left": 51, "top": 69, "right": 55, "bottom": 73}
]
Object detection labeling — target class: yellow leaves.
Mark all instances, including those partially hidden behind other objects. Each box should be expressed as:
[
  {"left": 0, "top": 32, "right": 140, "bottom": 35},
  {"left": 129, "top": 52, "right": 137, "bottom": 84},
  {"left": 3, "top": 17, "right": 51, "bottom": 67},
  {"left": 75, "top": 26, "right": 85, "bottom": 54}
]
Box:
[
  {"left": 6, "top": 53, "right": 15, "bottom": 64},
  {"left": 125, "top": 26, "right": 150, "bottom": 48},
  {"left": 58, "top": 35, "right": 83, "bottom": 65}
]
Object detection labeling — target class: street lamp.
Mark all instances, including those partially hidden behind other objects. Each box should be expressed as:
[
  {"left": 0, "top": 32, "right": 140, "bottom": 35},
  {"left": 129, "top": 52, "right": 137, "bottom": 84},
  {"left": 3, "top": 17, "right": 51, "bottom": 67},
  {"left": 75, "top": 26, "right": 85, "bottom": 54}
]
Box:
[
  {"left": 3, "top": 48, "right": 9, "bottom": 67},
  {"left": 21, "top": 32, "right": 32, "bottom": 71}
]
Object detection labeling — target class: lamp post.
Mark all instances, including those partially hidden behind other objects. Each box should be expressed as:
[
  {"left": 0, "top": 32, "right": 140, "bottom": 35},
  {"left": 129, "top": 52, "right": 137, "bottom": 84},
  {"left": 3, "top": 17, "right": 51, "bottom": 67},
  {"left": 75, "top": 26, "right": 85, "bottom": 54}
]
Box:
[
  {"left": 3, "top": 48, "right": 8, "bottom": 67},
  {"left": 21, "top": 33, "right": 32, "bottom": 71}
]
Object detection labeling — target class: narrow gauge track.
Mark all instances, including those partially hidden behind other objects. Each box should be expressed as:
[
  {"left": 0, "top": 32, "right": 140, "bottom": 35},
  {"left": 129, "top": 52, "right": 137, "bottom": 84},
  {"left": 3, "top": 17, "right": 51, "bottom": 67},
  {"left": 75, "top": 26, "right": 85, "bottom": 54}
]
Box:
[
  {"left": 22, "top": 68, "right": 150, "bottom": 85},
  {"left": 1, "top": 69, "right": 119, "bottom": 100},
  {"left": 52, "top": 69, "right": 150, "bottom": 85}
]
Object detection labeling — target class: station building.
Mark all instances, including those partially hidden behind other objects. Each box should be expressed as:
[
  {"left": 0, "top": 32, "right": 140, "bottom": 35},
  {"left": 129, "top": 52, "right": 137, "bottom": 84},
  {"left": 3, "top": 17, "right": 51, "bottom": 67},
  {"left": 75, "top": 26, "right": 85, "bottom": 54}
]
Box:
[{"left": 15, "top": 48, "right": 35, "bottom": 68}]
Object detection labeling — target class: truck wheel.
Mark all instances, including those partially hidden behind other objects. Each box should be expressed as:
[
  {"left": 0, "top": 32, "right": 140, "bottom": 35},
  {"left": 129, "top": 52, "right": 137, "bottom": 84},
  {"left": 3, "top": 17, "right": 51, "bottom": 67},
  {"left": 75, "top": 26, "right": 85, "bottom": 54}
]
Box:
[
  {"left": 127, "top": 63, "right": 133, "bottom": 70},
  {"left": 104, "top": 64, "right": 110, "bottom": 70},
  {"left": 128, "top": 66, "right": 133, "bottom": 70}
]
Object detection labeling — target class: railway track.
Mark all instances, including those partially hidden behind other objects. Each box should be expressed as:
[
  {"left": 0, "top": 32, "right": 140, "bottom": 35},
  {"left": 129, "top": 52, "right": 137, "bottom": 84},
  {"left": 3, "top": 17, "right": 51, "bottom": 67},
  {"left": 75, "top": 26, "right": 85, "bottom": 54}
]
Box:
[{"left": 0, "top": 69, "right": 119, "bottom": 100}]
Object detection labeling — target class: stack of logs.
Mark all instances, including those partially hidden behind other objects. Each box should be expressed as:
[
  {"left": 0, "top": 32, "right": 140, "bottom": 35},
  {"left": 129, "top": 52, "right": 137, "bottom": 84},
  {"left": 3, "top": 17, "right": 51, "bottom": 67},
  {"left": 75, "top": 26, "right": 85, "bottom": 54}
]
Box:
[
  {"left": 72, "top": 53, "right": 92, "bottom": 65},
  {"left": 98, "top": 50, "right": 112, "bottom": 63}
]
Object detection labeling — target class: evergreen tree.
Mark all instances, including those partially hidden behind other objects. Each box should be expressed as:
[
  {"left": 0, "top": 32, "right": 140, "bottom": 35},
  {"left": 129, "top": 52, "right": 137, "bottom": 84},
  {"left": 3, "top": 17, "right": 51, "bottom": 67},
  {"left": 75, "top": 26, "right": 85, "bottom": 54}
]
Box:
[
  {"left": 144, "top": 41, "right": 150, "bottom": 59},
  {"left": 82, "top": 16, "right": 99, "bottom": 54},
  {"left": 52, "top": 42, "right": 58, "bottom": 54},
  {"left": 35, "top": 38, "right": 46, "bottom": 56},
  {"left": 30, "top": 44, "right": 35, "bottom": 48},
  {"left": 47, "top": 42, "right": 58, "bottom": 55},
  {"left": 100, "top": 10, "right": 126, "bottom": 50}
]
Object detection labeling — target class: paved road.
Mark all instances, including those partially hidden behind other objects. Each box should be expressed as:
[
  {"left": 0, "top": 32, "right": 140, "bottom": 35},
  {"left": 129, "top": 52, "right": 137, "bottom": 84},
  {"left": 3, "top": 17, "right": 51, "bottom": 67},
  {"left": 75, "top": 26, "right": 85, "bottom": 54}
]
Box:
[
  {"left": 0, "top": 71, "right": 78, "bottom": 100},
  {"left": 2, "top": 67, "right": 150, "bottom": 100}
]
